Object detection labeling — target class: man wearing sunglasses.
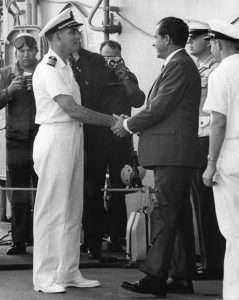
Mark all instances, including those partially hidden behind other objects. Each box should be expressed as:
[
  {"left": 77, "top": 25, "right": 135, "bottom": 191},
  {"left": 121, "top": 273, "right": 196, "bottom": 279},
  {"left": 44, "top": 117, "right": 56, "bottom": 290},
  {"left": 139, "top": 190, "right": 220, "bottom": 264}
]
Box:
[{"left": 0, "top": 32, "right": 39, "bottom": 255}]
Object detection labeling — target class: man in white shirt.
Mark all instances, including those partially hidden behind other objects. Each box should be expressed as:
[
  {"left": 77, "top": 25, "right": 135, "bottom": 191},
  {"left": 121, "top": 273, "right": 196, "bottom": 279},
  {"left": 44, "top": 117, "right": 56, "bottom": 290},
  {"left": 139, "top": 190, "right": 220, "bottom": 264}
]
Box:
[
  {"left": 203, "top": 20, "right": 239, "bottom": 300},
  {"left": 186, "top": 19, "right": 224, "bottom": 277},
  {"left": 32, "top": 8, "right": 115, "bottom": 294}
]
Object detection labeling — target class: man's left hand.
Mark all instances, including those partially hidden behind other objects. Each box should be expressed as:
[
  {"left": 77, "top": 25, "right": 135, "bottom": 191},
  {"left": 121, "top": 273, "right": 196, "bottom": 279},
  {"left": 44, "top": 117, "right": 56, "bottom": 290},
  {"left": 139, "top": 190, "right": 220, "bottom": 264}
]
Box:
[
  {"left": 111, "top": 114, "right": 129, "bottom": 137},
  {"left": 202, "top": 163, "right": 217, "bottom": 187}
]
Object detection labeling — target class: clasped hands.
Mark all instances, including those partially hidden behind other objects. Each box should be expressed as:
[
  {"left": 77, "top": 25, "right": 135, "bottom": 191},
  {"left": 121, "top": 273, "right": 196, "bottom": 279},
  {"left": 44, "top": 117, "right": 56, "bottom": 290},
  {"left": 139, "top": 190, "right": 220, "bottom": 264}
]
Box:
[{"left": 111, "top": 114, "right": 129, "bottom": 137}]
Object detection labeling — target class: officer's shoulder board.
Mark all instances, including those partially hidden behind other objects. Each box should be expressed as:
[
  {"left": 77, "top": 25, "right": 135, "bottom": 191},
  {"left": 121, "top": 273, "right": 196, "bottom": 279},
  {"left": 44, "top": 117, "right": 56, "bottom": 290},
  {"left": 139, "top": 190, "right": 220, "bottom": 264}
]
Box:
[{"left": 47, "top": 56, "right": 57, "bottom": 67}]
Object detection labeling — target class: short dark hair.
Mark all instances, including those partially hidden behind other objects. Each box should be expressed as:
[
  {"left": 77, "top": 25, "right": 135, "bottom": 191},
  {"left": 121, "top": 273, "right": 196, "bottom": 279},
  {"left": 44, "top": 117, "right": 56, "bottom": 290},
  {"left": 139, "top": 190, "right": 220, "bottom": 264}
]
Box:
[
  {"left": 157, "top": 17, "right": 189, "bottom": 47},
  {"left": 45, "top": 30, "right": 55, "bottom": 42},
  {"left": 99, "top": 40, "right": 121, "bottom": 53}
]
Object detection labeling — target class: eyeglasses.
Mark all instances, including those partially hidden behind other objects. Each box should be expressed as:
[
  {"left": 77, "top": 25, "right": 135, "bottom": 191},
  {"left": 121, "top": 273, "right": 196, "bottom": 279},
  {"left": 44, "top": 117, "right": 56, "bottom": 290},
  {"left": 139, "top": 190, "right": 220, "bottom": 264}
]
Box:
[
  {"left": 14, "top": 36, "right": 37, "bottom": 50},
  {"left": 103, "top": 56, "right": 124, "bottom": 70}
]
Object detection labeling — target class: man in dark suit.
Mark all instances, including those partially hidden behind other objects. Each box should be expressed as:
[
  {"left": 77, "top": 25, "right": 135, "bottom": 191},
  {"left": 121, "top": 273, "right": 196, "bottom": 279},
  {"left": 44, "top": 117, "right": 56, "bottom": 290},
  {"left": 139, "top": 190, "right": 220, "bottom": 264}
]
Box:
[{"left": 112, "top": 17, "right": 201, "bottom": 297}]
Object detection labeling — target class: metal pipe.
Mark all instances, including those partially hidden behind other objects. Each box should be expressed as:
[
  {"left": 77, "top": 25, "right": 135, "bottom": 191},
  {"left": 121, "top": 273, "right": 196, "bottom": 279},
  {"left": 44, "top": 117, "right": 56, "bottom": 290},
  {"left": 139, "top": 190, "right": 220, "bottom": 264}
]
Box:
[
  {"left": 25, "top": 0, "right": 32, "bottom": 25},
  {"left": 103, "top": 0, "right": 110, "bottom": 41},
  {"left": 0, "top": 187, "right": 37, "bottom": 191},
  {"left": 88, "top": 0, "right": 104, "bottom": 32},
  {"left": 31, "top": 0, "right": 38, "bottom": 25},
  {"left": 101, "top": 187, "right": 157, "bottom": 193}
]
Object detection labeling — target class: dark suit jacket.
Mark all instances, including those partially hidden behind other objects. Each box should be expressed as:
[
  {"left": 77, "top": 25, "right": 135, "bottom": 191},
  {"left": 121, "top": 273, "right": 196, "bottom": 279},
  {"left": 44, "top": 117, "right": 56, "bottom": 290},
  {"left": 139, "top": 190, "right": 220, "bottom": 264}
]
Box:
[{"left": 127, "top": 49, "right": 201, "bottom": 168}]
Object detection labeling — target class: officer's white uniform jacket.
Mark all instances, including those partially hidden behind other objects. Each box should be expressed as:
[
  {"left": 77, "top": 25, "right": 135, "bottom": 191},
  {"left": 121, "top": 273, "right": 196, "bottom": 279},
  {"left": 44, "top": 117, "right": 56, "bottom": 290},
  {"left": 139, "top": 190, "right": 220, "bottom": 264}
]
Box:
[
  {"left": 33, "top": 48, "right": 81, "bottom": 123},
  {"left": 32, "top": 48, "right": 84, "bottom": 288}
]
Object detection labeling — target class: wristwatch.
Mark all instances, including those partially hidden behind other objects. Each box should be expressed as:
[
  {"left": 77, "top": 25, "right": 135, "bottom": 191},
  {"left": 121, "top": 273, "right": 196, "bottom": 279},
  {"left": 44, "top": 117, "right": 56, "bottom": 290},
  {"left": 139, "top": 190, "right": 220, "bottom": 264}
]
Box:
[{"left": 207, "top": 154, "right": 216, "bottom": 162}]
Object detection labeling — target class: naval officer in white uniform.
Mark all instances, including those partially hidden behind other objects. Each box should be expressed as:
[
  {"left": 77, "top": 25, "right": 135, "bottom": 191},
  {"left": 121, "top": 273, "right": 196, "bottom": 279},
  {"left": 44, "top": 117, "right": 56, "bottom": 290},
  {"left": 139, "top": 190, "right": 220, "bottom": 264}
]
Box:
[
  {"left": 32, "top": 8, "right": 116, "bottom": 293},
  {"left": 203, "top": 20, "right": 239, "bottom": 300}
]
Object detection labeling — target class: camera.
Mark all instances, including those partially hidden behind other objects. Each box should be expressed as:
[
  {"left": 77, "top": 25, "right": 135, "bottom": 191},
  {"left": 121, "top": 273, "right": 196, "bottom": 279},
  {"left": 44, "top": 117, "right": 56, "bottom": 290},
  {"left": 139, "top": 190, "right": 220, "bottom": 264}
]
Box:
[
  {"left": 23, "top": 73, "right": 33, "bottom": 91},
  {"left": 105, "top": 56, "right": 125, "bottom": 71}
]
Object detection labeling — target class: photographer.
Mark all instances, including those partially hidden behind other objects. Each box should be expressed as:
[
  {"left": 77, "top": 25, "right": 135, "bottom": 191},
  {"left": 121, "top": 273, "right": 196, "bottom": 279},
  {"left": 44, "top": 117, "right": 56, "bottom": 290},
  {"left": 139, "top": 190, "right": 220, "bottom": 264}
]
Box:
[
  {"left": 0, "top": 33, "right": 38, "bottom": 255},
  {"left": 81, "top": 40, "right": 145, "bottom": 258}
]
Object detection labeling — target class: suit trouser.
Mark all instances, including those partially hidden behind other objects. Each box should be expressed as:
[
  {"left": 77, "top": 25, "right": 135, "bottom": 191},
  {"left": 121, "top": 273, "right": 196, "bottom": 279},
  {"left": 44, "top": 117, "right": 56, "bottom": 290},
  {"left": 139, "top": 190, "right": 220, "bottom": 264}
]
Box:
[
  {"left": 83, "top": 143, "right": 130, "bottom": 250},
  {"left": 33, "top": 122, "right": 84, "bottom": 288},
  {"left": 213, "top": 148, "right": 239, "bottom": 300},
  {"left": 7, "top": 139, "right": 37, "bottom": 243},
  {"left": 140, "top": 166, "right": 195, "bottom": 280},
  {"left": 191, "top": 137, "right": 224, "bottom": 273}
]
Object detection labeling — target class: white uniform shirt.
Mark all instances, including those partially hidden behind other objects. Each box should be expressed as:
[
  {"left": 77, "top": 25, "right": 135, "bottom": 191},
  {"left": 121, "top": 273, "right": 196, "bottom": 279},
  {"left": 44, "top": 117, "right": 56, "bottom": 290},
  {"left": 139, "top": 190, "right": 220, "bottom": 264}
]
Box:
[
  {"left": 33, "top": 48, "right": 81, "bottom": 124},
  {"left": 204, "top": 54, "right": 239, "bottom": 141}
]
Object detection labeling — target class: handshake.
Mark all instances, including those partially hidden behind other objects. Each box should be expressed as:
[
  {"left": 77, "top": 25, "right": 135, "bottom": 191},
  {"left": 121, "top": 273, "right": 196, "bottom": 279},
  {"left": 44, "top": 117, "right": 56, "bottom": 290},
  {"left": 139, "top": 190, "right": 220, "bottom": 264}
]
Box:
[{"left": 110, "top": 114, "right": 130, "bottom": 137}]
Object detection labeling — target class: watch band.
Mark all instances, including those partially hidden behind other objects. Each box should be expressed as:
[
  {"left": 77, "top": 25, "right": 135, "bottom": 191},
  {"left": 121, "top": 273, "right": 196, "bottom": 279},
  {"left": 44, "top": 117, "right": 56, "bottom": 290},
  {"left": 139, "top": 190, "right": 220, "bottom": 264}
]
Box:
[{"left": 207, "top": 154, "right": 216, "bottom": 162}]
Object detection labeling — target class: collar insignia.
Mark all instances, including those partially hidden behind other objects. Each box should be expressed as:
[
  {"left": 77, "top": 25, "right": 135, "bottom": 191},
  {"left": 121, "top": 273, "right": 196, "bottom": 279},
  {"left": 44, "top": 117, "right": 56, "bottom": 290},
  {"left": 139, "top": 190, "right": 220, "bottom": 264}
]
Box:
[{"left": 47, "top": 56, "right": 57, "bottom": 67}]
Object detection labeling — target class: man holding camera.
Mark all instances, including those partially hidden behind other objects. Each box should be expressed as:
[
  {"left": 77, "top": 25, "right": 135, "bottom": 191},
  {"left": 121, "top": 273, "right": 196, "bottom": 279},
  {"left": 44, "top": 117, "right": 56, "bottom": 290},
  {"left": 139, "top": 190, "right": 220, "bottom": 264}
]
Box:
[
  {"left": 97, "top": 40, "right": 145, "bottom": 254},
  {"left": 0, "top": 33, "right": 39, "bottom": 255},
  {"left": 71, "top": 39, "right": 145, "bottom": 259}
]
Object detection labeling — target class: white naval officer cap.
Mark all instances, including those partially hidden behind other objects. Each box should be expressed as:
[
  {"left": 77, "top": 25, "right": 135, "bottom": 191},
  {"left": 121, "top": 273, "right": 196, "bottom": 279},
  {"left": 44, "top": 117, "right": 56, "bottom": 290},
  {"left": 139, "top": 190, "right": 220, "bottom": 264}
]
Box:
[
  {"left": 205, "top": 19, "right": 239, "bottom": 41},
  {"left": 186, "top": 18, "right": 209, "bottom": 38},
  {"left": 39, "top": 8, "right": 83, "bottom": 37}
]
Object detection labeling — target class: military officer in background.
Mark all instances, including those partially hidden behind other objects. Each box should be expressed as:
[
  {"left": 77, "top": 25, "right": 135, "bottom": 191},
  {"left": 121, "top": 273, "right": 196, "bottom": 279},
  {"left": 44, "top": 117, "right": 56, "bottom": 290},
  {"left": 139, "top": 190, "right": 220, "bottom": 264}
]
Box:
[
  {"left": 203, "top": 19, "right": 239, "bottom": 300},
  {"left": 187, "top": 19, "right": 225, "bottom": 276},
  {"left": 32, "top": 8, "right": 116, "bottom": 293}
]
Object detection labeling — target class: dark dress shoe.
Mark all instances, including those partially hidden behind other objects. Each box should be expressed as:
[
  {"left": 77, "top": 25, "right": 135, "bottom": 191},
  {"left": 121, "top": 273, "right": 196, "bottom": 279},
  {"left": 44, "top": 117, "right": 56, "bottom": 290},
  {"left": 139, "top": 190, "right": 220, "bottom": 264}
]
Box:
[
  {"left": 87, "top": 249, "right": 101, "bottom": 260},
  {"left": 121, "top": 276, "right": 167, "bottom": 297},
  {"left": 6, "top": 243, "right": 27, "bottom": 255},
  {"left": 167, "top": 279, "right": 194, "bottom": 294}
]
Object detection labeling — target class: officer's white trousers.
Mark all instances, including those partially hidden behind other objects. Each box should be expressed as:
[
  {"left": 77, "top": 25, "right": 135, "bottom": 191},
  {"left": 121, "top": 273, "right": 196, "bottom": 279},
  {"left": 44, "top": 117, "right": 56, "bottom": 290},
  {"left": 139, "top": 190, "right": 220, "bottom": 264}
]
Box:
[
  {"left": 214, "top": 145, "right": 239, "bottom": 300},
  {"left": 33, "top": 122, "right": 84, "bottom": 288}
]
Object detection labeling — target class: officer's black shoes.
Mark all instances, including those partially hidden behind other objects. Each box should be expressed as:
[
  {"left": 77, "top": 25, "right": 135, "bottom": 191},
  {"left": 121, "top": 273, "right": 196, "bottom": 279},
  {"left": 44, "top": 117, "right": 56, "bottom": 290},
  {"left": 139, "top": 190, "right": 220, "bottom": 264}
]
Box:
[
  {"left": 121, "top": 275, "right": 167, "bottom": 297},
  {"left": 167, "top": 278, "right": 194, "bottom": 294},
  {"left": 6, "top": 242, "right": 27, "bottom": 255}
]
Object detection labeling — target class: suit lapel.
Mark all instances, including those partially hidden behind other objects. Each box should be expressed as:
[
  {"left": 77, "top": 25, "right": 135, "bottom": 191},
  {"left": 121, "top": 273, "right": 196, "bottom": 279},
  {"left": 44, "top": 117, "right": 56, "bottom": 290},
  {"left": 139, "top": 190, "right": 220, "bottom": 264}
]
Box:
[
  {"left": 146, "top": 50, "right": 187, "bottom": 107},
  {"left": 146, "top": 69, "right": 165, "bottom": 107}
]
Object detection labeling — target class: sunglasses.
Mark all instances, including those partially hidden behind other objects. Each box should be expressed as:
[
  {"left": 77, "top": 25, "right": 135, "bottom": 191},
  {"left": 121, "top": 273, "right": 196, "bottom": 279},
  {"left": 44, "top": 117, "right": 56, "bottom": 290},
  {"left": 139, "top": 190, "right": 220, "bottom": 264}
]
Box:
[{"left": 14, "top": 36, "right": 37, "bottom": 50}]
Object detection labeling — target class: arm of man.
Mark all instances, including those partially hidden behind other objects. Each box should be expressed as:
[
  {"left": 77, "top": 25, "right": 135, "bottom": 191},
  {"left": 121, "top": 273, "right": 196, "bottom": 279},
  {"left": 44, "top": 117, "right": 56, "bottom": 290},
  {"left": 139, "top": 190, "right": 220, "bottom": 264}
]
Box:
[
  {"left": 121, "top": 73, "right": 145, "bottom": 107},
  {"left": 0, "top": 67, "right": 14, "bottom": 109},
  {"left": 126, "top": 61, "right": 187, "bottom": 133},
  {"left": 115, "top": 64, "right": 145, "bottom": 107},
  {"left": 55, "top": 94, "right": 115, "bottom": 127},
  {"left": 42, "top": 63, "right": 115, "bottom": 127},
  {"left": 202, "top": 111, "right": 226, "bottom": 186},
  {"left": 112, "top": 62, "right": 188, "bottom": 137},
  {"left": 0, "top": 88, "right": 10, "bottom": 109},
  {"left": 202, "top": 66, "right": 228, "bottom": 186}
]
